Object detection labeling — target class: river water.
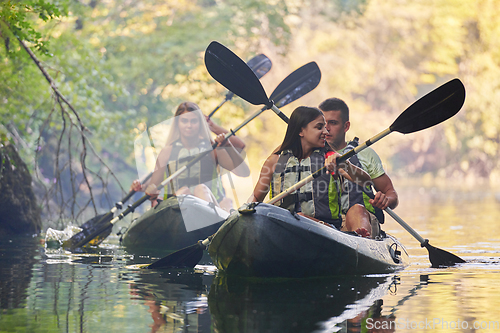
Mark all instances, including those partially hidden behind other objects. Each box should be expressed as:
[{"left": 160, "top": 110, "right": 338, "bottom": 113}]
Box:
[{"left": 1, "top": 186, "right": 500, "bottom": 333}]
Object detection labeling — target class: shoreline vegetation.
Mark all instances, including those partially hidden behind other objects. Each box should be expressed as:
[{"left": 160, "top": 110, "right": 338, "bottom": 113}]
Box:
[{"left": 3, "top": 0, "right": 500, "bottom": 223}]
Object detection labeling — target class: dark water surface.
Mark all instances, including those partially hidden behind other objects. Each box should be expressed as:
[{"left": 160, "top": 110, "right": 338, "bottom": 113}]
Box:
[{"left": 1, "top": 188, "right": 500, "bottom": 332}]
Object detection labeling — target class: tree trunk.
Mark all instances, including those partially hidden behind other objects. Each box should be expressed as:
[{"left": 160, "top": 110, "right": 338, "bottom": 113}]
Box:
[{"left": 0, "top": 144, "right": 42, "bottom": 236}]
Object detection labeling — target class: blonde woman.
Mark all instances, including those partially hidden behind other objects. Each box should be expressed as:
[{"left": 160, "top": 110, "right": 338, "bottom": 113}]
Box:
[{"left": 132, "top": 102, "right": 249, "bottom": 210}]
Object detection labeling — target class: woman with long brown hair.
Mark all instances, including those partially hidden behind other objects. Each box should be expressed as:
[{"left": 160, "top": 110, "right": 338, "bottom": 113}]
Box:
[
  {"left": 132, "top": 101, "right": 249, "bottom": 210},
  {"left": 248, "top": 106, "right": 370, "bottom": 234}
]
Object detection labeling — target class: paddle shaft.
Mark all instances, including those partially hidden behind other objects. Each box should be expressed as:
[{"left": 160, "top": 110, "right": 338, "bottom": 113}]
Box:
[
  {"left": 360, "top": 189, "right": 427, "bottom": 244},
  {"left": 384, "top": 207, "right": 426, "bottom": 245},
  {"left": 207, "top": 92, "right": 234, "bottom": 118},
  {"left": 270, "top": 104, "right": 290, "bottom": 123},
  {"left": 72, "top": 55, "right": 317, "bottom": 250},
  {"left": 340, "top": 128, "right": 391, "bottom": 161},
  {"left": 112, "top": 171, "right": 153, "bottom": 213},
  {"left": 109, "top": 103, "right": 281, "bottom": 226},
  {"left": 267, "top": 127, "right": 392, "bottom": 205},
  {"left": 369, "top": 191, "right": 464, "bottom": 266},
  {"left": 225, "top": 171, "right": 240, "bottom": 208},
  {"left": 99, "top": 171, "right": 153, "bottom": 218},
  {"left": 67, "top": 172, "right": 153, "bottom": 249}
]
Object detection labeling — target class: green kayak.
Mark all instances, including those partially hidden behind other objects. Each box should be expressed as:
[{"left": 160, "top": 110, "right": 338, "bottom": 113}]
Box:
[
  {"left": 121, "top": 195, "right": 229, "bottom": 256},
  {"left": 208, "top": 202, "right": 409, "bottom": 278}
]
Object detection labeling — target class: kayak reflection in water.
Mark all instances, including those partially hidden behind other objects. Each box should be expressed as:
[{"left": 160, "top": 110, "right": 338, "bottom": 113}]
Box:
[
  {"left": 131, "top": 101, "right": 249, "bottom": 212},
  {"left": 248, "top": 106, "right": 371, "bottom": 234},
  {"left": 344, "top": 300, "right": 396, "bottom": 333}
]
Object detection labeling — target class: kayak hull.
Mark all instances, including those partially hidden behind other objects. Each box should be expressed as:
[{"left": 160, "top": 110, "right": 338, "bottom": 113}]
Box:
[
  {"left": 121, "top": 195, "right": 229, "bottom": 256},
  {"left": 208, "top": 202, "right": 409, "bottom": 278}
]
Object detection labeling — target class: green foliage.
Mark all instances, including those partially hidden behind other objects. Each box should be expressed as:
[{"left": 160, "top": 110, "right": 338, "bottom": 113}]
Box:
[
  {"left": 4, "top": 0, "right": 500, "bottom": 223},
  {"left": 79, "top": 0, "right": 291, "bottom": 127},
  {"left": 0, "top": 1, "right": 67, "bottom": 167},
  {"left": 0, "top": 0, "right": 67, "bottom": 55},
  {"left": 1, "top": 0, "right": 296, "bottom": 223},
  {"left": 278, "top": 0, "right": 500, "bottom": 182}
]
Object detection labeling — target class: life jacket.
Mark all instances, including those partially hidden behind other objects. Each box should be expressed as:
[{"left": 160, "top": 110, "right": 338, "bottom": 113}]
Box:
[
  {"left": 270, "top": 149, "right": 342, "bottom": 228},
  {"left": 341, "top": 138, "right": 385, "bottom": 224},
  {"left": 164, "top": 139, "right": 225, "bottom": 201}
]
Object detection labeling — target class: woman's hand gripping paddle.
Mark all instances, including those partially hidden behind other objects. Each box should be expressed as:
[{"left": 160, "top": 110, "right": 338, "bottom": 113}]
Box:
[
  {"left": 268, "top": 78, "right": 466, "bottom": 205},
  {"left": 71, "top": 42, "right": 320, "bottom": 252},
  {"left": 266, "top": 78, "right": 467, "bottom": 268},
  {"left": 145, "top": 42, "right": 322, "bottom": 269}
]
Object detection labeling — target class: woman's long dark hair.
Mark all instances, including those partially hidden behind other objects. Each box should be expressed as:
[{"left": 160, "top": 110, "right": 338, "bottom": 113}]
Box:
[{"left": 277, "top": 106, "right": 324, "bottom": 159}]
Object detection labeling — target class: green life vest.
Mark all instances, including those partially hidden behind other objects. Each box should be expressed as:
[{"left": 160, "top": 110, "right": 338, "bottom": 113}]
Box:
[
  {"left": 164, "top": 140, "right": 224, "bottom": 201},
  {"left": 270, "top": 149, "right": 342, "bottom": 228},
  {"left": 341, "top": 138, "right": 384, "bottom": 223}
]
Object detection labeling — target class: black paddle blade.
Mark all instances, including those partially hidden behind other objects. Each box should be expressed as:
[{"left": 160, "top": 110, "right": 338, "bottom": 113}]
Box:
[
  {"left": 79, "top": 214, "right": 113, "bottom": 246},
  {"left": 425, "top": 242, "right": 466, "bottom": 268},
  {"left": 247, "top": 54, "right": 272, "bottom": 79},
  {"left": 62, "top": 213, "right": 113, "bottom": 249},
  {"left": 205, "top": 41, "right": 273, "bottom": 108},
  {"left": 147, "top": 242, "right": 205, "bottom": 269},
  {"left": 390, "top": 78, "right": 466, "bottom": 134},
  {"left": 270, "top": 62, "right": 321, "bottom": 108}
]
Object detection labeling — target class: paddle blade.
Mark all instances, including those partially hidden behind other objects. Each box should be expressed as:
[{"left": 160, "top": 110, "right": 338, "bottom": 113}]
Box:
[
  {"left": 205, "top": 41, "right": 272, "bottom": 108},
  {"left": 62, "top": 213, "right": 113, "bottom": 249},
  {"left": 270, "top": 62, "right": 321, "bottom": 108},
  {"left": 425, "top": 242, "right": 466, "bottom": 268},
  {"left": 247, "top": 54, "right": 272, "bottom": 79},
  {"left": 79, "top": 215, "right": 113, "bottom": 246},
  {"left": 390, "top": 78, "right": 466, "bottom": 134},
  {"left": 147, "top": 242, "right": 205, "bottom": 269}
]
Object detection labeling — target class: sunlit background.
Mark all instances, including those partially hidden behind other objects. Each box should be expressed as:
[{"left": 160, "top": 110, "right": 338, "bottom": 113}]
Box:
[
  {"left": 2, "top": 1, "right": 500, "bottom": 332},
  {"left": 2, "top": 0, "right": 500, "bottom": 224}
]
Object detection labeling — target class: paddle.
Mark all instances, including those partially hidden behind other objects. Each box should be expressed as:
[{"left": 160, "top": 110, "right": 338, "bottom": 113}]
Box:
[
  {"left": 385, "top": 206, "right": 465, "bottom": 267},
  {"left": 205, "top": 41, "right": 321, "bottom": 123},
  {"left": 147, "top": 77, "right": 465, "bottom": 269},
  {"left": 207, "top": 53, "right": 272, "bottom": 119},
  {"left": 230, "top": 74, "right": 464, "bottom": 267},
  {"left": 71, "top": 43, "right": 320, "bottom": 252},
  {"left": 268, "top": 78, "right": 466, "bottom": 205},
  {"left": 145, "top": 44, "right": 322, "bottom": 270},
  {"left": 63, "top": 172, "right": 153, "bottom": 250},
  {"left": 361, "top": 189, "right": 464, "bottom": 267},
  {"left": 267, "top": 79, "right": 467, "bottom": 267}
]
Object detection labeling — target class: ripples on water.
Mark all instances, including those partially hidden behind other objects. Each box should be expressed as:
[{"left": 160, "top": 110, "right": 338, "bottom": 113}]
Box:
[{"left": 1, "top": 188, "right": 500, "bottom": 332}]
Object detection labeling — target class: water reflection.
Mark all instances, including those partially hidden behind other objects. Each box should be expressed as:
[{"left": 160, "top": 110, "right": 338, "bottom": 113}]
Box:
[
  {"left": 2, "top": 186, "right": 500, "bottom": 332},
  {"left": 127, "top": 268, "right": 214, "bottom": 333},
  {"left": 0, "top": 236, "right": 39, "bottom": 309},
  {"left": 208, "top": 274, "right": 398, "bottom": 333},
  {"left": 1, "top": 243, "right": 217, "bottom": 332}
]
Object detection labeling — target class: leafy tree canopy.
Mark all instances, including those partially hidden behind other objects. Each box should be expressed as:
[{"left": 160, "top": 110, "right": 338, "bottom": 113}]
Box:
[{"left": 0, "top": 0, "right": 66, "bottom": 55}]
